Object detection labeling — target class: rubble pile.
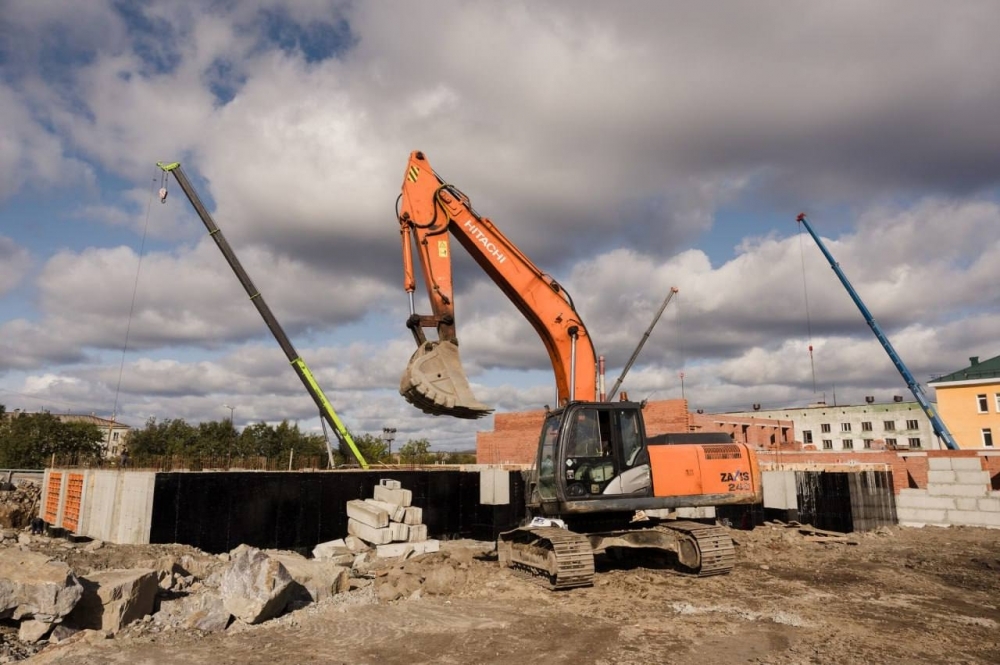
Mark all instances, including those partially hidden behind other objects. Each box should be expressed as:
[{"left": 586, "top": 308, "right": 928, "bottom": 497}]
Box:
[
  {"left": 0, "top": 481, "right": 41, "bottom": 530},
  {"left": 0, "top": 477, "right": 482, "bottom": 662}
]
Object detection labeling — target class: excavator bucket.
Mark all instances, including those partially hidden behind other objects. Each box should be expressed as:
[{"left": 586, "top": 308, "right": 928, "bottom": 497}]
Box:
[{"left": 400, "top": 340, "right": 493, "bottom": 419}]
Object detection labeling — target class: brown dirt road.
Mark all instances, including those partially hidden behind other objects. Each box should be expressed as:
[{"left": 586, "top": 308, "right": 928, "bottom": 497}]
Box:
[{"left": 24, "top": 525, "right": 1000, "bottom": 665}]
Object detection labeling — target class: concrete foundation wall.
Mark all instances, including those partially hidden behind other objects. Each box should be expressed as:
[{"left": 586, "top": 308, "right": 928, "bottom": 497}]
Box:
[{"left": 42, "top": 469, "right": 157, "bottom": 544}]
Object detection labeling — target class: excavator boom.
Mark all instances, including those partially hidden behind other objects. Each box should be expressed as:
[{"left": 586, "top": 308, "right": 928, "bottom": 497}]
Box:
[{"left": 397, "top": 151, "right": 597, "bottom": 417}]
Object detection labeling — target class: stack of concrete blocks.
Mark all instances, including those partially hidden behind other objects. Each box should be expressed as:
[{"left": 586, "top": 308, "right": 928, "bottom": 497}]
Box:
[
  {"left": 897, "top": 456, "right": 1000, "bottom": 529},
  {"left": 346, "top": 479, "right": 440, "bottom": 558}
]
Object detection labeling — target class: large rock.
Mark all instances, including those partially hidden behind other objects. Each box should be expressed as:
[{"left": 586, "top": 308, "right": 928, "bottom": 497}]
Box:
[
  {"left": 65, "top": 568, "right": 158, "bottom": 633},
  {"left": 267, "top": 552, "right": 349, "bottom": 603},
  {"left": 18, "top": 618, "right": 53, "bottom": 643},
  {"left": 157, "top": 592, "right": 232, "bottom": 633},
  {"left": 219, "top": 546, "right": 295, "bottom": 624},
  {"left": 0, "top": 551, "right": 83, "bottom": 623}
]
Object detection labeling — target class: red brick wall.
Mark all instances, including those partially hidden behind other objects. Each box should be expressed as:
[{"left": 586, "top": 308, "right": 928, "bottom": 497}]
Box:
[{"left": 690, "top": 412, "right": 796, "bottom": 449}]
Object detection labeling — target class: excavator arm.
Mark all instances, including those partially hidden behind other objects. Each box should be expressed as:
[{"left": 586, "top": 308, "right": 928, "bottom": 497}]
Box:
[{"left": 398, "top": 151, "right": 597, "bottom": 418}]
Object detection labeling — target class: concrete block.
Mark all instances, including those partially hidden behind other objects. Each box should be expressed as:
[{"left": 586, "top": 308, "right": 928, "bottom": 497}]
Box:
[
  {"left": 347, "top": 519, "right": 393, "bottom": 545},
  {"left": 954, "top": 471, "right": 991, "bottom": 485},
  {"left": 346, "top": 500, "right": 389, "bottom": 528},
  {"left": 928, "top": 457, "right": 956, "bottom": 471},
  {"left": 379, "top": 479, "right": 402, "bottom": 490},
  {"left": 947, "top": 510, "right": 1000, "bottom": 528},
  {"left": 762, "top": 471, "right": 797, "bottom": 510},
  {"left": 896, "top": 507, "right": 947, "bottom": 523},
  {"left": 364, "top": 499, "right": 405, "bottom": 522},
  {"left": 373, "top": 485, "right": 412, "bottom": 507},
  {"left": 956, "top": 498, "right": 980, "bottom": 511},
  {"left": 479, "top": 468, "right": 511, "bottom": 506},
  {"left": 949, "top": 458, "right": 985, "bottom": 471},
  {"left": 978, "top": 498, "right": 1000, "bottom": 512},
  {"left": 375, "top": 540, "right": 440, "bottom": 559},
  {"left": 926, "top": 470, "right": 956, "bottom": 484},
  {"left": 389, "top": 522, "right": 410, "bottom": 542},
  {"left": 407, "top": 524, "right": 428, "bottom": 542},
  {"left": 403, "top": 506, "right": 423, "bottom": 525},
  {"left": 895, "top": 494, "right": 956, "bottom": 511},
  {"left": 927, "top": 483, "right": 987, "bottom": 498}
]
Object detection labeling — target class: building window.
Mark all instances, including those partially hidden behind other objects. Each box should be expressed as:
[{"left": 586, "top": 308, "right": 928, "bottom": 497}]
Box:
[
  {"left": 822, "top": 439, "right": 833, "bottom": 450},
  {"left": 978, "top": 394, "right": 988, "bottom": 413},
  {"left": 843, "top": 439, "right": 854, "bottom": 450},
  {"left": 821, "top": 423, "right": 831, "bottom": 433},
  {"left": 803, "top": 430, "right": 813, "bottom": 444},
  {"left": 863, "top": 439, "right": 873, "bottom": 449},
  {"left": 908, "top": 438, "right": 921, "bottom": 449},
  {"left": 883, "top": 420, "right": 896, "bottom": 431},
  {"left": 861, "top": 421, "right": 872, "bottom": 432},
  {"left": 984, "top": 428, "right": 994, "bottom": 448},
  {"left": 886, "top": 438, "right": 897, "bottom": 447},
  {"left": 995, "top": 393, "right": 1000, "bottom": 413},
  {"left": 906, "top": 420, "right": 918, "bottom": 430},
  {"left": 112, "top": 432, "right": 120, "bottom": 441},
  {"left": 841, "top": 423, "right": 852, "bottom": 432}
]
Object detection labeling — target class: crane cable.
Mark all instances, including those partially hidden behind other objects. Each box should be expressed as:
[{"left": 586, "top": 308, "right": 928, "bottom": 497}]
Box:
[
  {"left": 110, "top": 166, "right": 157, "bottom": 431},
  {"left": 797, "top": 225, "right": 818, "bottom": 395}
]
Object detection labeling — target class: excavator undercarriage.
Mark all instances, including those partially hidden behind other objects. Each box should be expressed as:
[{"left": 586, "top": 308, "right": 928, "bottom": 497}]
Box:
[{"left": 497, "top": 520, "right": 736, "bottom": 590}]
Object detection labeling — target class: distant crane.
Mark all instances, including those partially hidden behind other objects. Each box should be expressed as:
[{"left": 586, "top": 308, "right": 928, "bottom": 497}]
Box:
[{"left": 797, "top": 213, "right": 958, "bottom": 450}]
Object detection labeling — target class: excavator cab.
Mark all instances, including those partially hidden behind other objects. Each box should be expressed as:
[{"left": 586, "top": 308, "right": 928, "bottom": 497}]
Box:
[
  {"left": 534, "top": 402, "right": 654, "bottom": 509},
  {"left": 531, "top": 401, "right": 761, "bottom": 518}
]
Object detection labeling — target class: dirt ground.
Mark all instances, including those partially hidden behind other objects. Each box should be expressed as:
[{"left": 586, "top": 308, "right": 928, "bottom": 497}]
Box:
[{"left": 11, "top": 523, "right": 1000, "bottom": 665}]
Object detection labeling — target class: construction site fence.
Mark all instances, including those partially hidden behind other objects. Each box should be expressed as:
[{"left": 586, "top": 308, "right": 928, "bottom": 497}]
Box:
[{"left": 47, "top": 455, "right": 480, "bottom": 472}]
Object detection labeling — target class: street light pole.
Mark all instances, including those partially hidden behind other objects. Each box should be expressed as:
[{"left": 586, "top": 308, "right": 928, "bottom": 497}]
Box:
[{"left": 382, "top": 427, "right": 397, "bottom": 464}]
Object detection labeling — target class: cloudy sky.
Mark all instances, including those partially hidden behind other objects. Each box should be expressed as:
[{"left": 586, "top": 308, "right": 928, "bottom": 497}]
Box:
[{"left": 2, "top": 1, "right": 999, "bottom": 451}]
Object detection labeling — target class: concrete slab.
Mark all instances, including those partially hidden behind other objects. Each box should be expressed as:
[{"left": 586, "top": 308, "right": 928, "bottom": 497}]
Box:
[
  {"left": 956, "top": 498, "right": 980, "bottom": 511},
  {"left": 403, "top": 506, "right": 423, "bottom": 525},
  {"left": 954, "top": 471, "right": 991, "bottom": 485},
  {"left": 389, "top": 522, "right": 410, "bottom": 542},
  {"left": 347, "top": 519, "right": 392, "bottom": 545},
  {"left": 480, "top": 468, "right": 511, "bottom": 506},
  {"left": 896, "top": 494, "right": 956, "bottom": 511},
  {"left": 762, "top": 471, "right": 797, "bottom": 510},
  {"left": 928, "top": 457, "right": 956, "bottom": 471},
  {"left": 364, "top": 499, "right": 405, "bottom": 523},
  {"left": 346, "top": 500, "right": 389, "bottom": 528},
  {"left": 927, "top": 483, "right": 988, "bottom": 498},
  {"left": 978, "top": 498, "right": 1000, "bottom": 513},
  {"left": 375, "top": 540, "right": 440, "bottom": 559},
  {"left": 896, "top": 507, "right": 947, "bottom": 523},
  {"left": 373, "top": 485, "right": 412, "bottom": 507},
  {"left": 949, "top": 458, "right": 986, "bottom": 471},
  {"left": 947, "top": 510, "right": 1000, "bottom": 528},
  {"left": 926, "top": 470, "right": 957, "bottom": 484}
]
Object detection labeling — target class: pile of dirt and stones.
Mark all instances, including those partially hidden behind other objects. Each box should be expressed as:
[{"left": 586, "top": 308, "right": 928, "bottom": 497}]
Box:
[
  {"left": 0, "top": 481, "right": 41, "bottom": 531},
  {"left": 0, "top": 526, "right": 489, "bottom": 663}
]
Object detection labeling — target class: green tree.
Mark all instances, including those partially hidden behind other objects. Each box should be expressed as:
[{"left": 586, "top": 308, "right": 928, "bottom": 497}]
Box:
[
  {"left": 0, "top": 412, "right": 102, "bottom": 467},
  {"left": 127, "top": 418, "right": 200, "bottom": 457},
  {"left": 397, "top": 438, "right": 433, "bottom": 465}
]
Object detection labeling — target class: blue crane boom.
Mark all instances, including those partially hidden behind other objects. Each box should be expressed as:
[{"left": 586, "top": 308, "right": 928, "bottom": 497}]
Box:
[{"left": 796, "top": 213, "right": 958, "bottom": 450}]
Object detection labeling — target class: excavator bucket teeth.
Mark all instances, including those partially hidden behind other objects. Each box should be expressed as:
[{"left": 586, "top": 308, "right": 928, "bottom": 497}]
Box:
[{"left": 400, "top": 341, "right": 493, "bottom": 419}]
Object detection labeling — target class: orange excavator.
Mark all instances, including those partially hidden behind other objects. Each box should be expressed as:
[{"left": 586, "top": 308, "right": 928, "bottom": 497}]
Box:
[{"left": 397, "top": 151, "right": 761, "bottom": 588}]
